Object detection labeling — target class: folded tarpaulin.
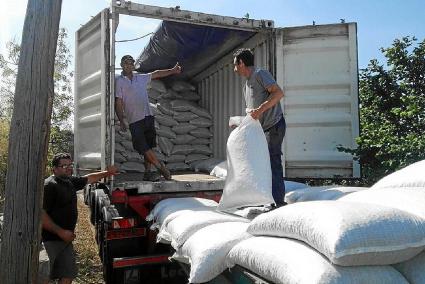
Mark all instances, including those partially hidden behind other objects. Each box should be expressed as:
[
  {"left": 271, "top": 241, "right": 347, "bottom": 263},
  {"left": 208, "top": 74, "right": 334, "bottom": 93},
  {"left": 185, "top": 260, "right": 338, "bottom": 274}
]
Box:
[{"left": 136, "top": 21, "right": 255, "bottom": 80}]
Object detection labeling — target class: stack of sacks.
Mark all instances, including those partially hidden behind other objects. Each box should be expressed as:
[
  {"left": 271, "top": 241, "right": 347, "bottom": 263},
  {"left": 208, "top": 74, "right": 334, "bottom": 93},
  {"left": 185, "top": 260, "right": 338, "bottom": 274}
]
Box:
[
  {"left": 114, "top": 79, "right": 214, "bottom": 172},
  {"left": 285, "top": 186, "right": 368, "bottom": 204},
  {"left": 146, "top": 197, "right": 251, "bottom": 284},
  {"left": 224, "top": 200, "right": 425, "bottom": 283},
  {"left": 338, "top": 159, "right": 425, "bottom": 283}
]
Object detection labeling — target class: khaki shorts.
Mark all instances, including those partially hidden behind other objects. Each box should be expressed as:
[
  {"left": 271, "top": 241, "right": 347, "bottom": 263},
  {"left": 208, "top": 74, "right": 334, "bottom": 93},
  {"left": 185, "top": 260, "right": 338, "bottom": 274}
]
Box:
[{"left": 43, "top": 241, "right": 77, "bottom": 280}]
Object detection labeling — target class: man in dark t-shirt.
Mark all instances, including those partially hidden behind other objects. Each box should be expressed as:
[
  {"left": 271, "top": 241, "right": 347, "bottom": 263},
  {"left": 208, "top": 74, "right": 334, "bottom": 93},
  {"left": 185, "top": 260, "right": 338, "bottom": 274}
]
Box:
[
  {"left": 233, "top": 48, "right": 287, "bottom": 206},
  {"left": 42, "top": 153, "right": 117, "bottom": 283}
]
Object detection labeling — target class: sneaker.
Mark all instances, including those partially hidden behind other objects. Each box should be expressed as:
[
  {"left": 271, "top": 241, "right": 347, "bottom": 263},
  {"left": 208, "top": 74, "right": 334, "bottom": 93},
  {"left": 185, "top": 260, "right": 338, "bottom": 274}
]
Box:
[
  {"left": 159, "top": 163, "right": 172, "bottom": 180},
  {"left": 143, "top": 171, "right": 160, "bottom": 182}
]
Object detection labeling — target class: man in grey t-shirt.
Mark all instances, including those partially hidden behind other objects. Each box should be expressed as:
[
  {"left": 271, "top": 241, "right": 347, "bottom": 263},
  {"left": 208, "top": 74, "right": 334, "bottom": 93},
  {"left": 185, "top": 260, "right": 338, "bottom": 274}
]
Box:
[{"left": 233, "top": 48, "right": 286, "bottom": 206}]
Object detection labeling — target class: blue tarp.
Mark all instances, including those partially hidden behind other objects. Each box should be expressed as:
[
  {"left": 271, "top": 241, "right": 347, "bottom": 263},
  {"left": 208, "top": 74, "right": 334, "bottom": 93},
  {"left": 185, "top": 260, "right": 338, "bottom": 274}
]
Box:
[{"left": 136, "top": 21, "right": 255, "bottom": 81}]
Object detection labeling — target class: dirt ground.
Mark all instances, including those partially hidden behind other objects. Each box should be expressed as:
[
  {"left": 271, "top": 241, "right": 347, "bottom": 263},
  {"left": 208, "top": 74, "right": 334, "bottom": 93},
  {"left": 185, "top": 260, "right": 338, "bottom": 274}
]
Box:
[{"left": 74, "top": 194, "right": 104, "bottom": 284}]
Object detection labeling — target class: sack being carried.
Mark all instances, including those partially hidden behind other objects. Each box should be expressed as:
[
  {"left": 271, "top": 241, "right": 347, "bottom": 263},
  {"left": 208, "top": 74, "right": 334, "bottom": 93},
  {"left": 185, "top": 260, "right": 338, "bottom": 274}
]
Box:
[{"left": 218, "top": 115, "right": 274, "bottom": 212}]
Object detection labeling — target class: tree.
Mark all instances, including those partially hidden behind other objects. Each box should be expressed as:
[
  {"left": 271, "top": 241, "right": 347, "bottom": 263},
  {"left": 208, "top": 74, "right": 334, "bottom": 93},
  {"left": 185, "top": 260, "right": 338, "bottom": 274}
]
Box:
[
  {"left": 342, "top": 36, "right": 425, "bottom": 184},
  {"left": 0, "top": 28, "right": 74, "bottom": 202}
]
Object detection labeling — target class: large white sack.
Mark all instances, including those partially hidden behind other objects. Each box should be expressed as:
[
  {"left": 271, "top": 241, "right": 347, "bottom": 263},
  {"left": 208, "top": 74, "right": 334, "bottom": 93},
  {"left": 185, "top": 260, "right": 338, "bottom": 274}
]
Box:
[
  {"left": 218, "top": 116, "right": 274, "bottom": 211},
  {"left": 372, "top": 159, "right": 425, "bottom": 189},
  {"left": 226, "top": 237, "right": 409, "bottom": 284},
  {"left": 340, "top": 186, "right": 425, "bottom": 219},
  {"left": 165, "top": 210, "right": 249, "bottom": 249},
  {"left": 146, "top": 197, "right": 218, "bottom": 224},
  {"left": 285, "top": 186, "right": 368, "bottom": 204},
  {"left": 148, "top": 79, "right": 167, "bottom": 93},
  {"left": 285, "top": 180, "right": 309, "bottom": 192},
  {"left": 247, "top": 200, "right": 425, "bottom": 266},
  {"left": 173, "top": 222, "right": 251, "bottom": 283},
  {"left": 155, "top": 114, "right": 179, "bottom": 127},
  {"left": 393, "top": 250, "right": 425, "bottom": 284}
]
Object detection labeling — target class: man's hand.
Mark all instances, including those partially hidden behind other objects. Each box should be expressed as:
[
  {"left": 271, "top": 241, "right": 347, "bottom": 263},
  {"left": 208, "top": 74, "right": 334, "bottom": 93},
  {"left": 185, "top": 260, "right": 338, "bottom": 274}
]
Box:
[
  {"left": 173, "top": 62, "right": 182, "bottom": 74},
  {"left": 249, "top": 107, "right": 263, "bottom": 120},
  {"left": 58, "top": 229, "right": 76, "bottom": 243},
  {"left": 120, "top": 121, "right": 128, "bottom": 132},
  {"left": 106, "top": 165, "right": 119, "bottom": 176}
]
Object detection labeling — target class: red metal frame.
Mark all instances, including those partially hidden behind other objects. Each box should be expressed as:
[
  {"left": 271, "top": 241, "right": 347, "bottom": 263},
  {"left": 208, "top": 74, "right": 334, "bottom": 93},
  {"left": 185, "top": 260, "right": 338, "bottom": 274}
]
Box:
[
  {"left": 113, "top": 255, "right": 170, "bottom": 268},
  {"left": 106, "top": 228, "right": 146, "bottom": 241}
]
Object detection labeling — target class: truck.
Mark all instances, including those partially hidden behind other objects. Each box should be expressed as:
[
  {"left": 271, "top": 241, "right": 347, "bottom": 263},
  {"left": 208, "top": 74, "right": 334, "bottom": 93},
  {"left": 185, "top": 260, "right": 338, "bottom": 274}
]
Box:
[{"left": 74, "top": 1, "right": 360, "bottom": 283}]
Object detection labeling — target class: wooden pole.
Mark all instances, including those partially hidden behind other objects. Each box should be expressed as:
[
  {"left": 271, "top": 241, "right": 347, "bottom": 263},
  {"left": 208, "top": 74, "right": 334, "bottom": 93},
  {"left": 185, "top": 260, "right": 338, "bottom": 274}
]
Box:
[{"left": 0, "top": 0, "right": 62, "bottom": 283}]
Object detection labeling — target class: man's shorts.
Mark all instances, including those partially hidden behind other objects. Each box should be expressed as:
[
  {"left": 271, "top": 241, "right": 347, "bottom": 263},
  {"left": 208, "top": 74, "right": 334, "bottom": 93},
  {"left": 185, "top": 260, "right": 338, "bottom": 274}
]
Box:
[
  {"left": 43, "top": 241, "right": 78, "bottom": 280},
  {"left": 129, "top": 116, "right": 157, "bottom": 154}
]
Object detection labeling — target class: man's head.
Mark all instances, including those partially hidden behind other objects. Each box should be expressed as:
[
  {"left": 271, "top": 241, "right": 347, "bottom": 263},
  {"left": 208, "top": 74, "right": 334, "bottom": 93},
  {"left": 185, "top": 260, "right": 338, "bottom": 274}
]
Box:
[
  {"left": 120, "top": 55, "right": 135, "bottom": 75},
  {"left": 51, "top": 153, "right": 73, "bottom": 177},
  {"left": 233, "top": 48, "right": 254, "bottom": 77}
]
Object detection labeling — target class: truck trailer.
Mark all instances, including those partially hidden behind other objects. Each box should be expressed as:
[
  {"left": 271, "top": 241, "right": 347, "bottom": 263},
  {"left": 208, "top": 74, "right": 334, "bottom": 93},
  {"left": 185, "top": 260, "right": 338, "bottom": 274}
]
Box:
[{"left": 74, "top": 1, "right": 360, "bottom": 283}]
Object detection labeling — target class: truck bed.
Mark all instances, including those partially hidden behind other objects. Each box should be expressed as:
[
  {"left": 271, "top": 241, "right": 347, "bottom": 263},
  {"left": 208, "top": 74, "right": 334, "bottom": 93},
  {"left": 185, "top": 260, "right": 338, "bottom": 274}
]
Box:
[{"left": 113, "top": 172, "right": 225, "bottom": 193}]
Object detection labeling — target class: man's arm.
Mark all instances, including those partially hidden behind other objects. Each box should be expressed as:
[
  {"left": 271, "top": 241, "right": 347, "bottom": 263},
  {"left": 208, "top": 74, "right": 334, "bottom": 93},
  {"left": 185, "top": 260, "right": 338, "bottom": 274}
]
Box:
[
  {"left": 84, "top": 165, "right": 118, "bottom": 184},
  {"left": 42, "top": 210, "right": 75, "bottom": 243},
  {"left": 250, "top": 84, "right": 284, "bottom": 120},
  {"left": 151, "top": 62, "right": 182, "bottom": 80},
  {"left": 115, "top": 98, "right": 127, "bottom": 132}
]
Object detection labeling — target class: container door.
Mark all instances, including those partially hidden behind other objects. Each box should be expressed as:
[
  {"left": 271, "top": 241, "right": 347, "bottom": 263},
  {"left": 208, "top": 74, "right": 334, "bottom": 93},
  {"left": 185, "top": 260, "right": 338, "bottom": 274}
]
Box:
[
  {"left": 275, "top": 23, "right": 360, "bottom": 178},
  {"left": 74, "top": 9, "right": 110, "bottom": 172}
]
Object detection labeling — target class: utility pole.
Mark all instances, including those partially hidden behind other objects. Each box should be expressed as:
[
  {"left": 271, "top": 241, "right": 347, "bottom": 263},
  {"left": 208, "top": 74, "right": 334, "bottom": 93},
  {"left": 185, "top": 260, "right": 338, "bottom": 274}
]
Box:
[{"left": 0, "top": 0, "right": 62, "bottom": 283}]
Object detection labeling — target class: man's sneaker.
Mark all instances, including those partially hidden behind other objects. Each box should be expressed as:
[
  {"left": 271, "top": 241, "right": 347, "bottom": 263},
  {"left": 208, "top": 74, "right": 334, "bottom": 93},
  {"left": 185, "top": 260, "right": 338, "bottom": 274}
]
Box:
[
  {"left": 143, "top": 171, "right": 160, "bottom": 182},
  {"left": 159, "top": 163, "right": 172, "bottom": 180}
]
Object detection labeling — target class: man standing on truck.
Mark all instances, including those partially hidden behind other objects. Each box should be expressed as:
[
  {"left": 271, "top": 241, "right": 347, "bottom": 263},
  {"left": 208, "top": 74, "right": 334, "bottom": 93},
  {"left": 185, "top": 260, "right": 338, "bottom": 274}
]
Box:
[
  {"left": 42, "top": 153, "right": 118, "bottom": 284},
  {"left": 233, "top": 48, "right": 286, "bottom": 206},
  {"left": 115, "top": 55, "right": 181, "bottom": 181}
]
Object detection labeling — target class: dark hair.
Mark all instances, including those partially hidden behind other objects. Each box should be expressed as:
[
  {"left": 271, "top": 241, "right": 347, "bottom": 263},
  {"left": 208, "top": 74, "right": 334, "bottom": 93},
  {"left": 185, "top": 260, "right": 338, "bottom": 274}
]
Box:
[
  {"left": 121, "top": 55, "right": 135, "bottom": 64},
  {"left": 51, "top": 153, "right": 72, "bottom": 167},
  {"left": 233, "top": 48, "right": 254, "bottom": 66}
]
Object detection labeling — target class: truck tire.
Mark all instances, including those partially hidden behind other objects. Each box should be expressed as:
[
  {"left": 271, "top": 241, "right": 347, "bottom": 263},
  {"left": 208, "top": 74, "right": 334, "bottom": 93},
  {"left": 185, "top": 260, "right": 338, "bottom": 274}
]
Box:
[{"left": 89, "top": 189, "right": 104, "bottom": 225}]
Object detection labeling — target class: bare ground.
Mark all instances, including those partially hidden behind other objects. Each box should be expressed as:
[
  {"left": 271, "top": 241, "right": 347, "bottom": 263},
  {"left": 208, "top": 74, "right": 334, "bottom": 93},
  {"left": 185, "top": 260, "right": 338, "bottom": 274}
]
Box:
[{"left": 74, "top": 194, "right": 104, "bottom": 284}]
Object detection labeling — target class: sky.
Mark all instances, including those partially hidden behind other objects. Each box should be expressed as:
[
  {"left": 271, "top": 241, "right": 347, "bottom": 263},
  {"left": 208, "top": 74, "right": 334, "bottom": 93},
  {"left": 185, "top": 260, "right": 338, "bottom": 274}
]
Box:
[{"left": 1, "top": 0, "right": 424, "bottom": 71}]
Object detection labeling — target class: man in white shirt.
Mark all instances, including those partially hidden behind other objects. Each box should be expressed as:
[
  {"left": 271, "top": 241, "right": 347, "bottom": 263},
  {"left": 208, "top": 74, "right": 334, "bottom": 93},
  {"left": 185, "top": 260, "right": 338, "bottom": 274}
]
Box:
[{"left": 115, "top": 55, "right": 181, "bottom": 180}]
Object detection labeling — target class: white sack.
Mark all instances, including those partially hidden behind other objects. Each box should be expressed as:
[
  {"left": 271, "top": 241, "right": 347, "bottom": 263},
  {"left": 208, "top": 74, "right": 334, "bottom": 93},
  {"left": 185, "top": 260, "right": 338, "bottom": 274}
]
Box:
[
  {"left": 218, "top": 116, "right": 274, "bottom": 212},
  {"left": 185, "top": 154, "right": 209, "bottom": 164},
  {"left": 173, "top": 112, "right": 198, "bottom": 122},
  {"left": 172, "top": 123, "right": 197, "bottom": 134},
  {"left": 148, "top": 79, "right": 167, "bottom": 93},
  {"left": 190, "top": 138, "right": 210, "bottom": 145},
  {"left": 191, "top": 144, "right": 212, "bottom": 155},
  {"left": 340, "top": 186, "right": 425, "bottom": 219},
  {"left": 171, "top": 145, "right": 194, "bottom": 155},
  {"left": 226, "top": 237, "right": 409, "bottom": 284},
  {"left": 175, "top": 91, "right": 200, "bottom": 101},
  {"left": 120, "top": 161, "right": 145, "bottom": 173},
  {"left": 158, "top": 136, "right": 174, "bottom": 156},
  {"left": 165, "top": 154, "right": 186, "bottom": 163},
  {"left": 173, "top": 134, "right": 196, "bottom": 145},
  {"left": 165, "top": 210, "right": 249, "bottom": 249},
  {"left": 189, "top": 117, "right": 212, "bottom": 127},
  {"left": 393, "top": 250, "right": 425, "bottom": 284},
  {"left": 210, "top": 161, "right": 227, "bottom": 178},
  {"left": 285, "top": 186, "right": 368, "bottom": 204},
  {"left": 156, "top": 125, "right": 177, "bottom": 139},
  {"left": 166, "top": 162, "right": 190, "bottom": 171},
  {"left": 190, "top": 128, "right": 213, "bottom": 138},
  {"left": 284, "top": 180, "right": 309, "bottom": 192},
  {"left": 157, "top": 100, "right": 175, "bottom": 116},
  {"left": 171, "top": 80, "right": 196, "bottom": 92},
  {"left": 155, "top": 114, "right": 178, "bottom": 127},
  {"left": 247, "top": 200, "right": 425, "bottom": 266},
  {"left": 146, "top": 197, "right": 218, "bottom": 224},
  {"left": 372, "top": 159, "right": 425, "bottom": 189},
  {"left": 189, "top": 106, "right": 212, "bottom": 119},
  {"left": 228, "top": 116, "right": 245, "bottom": 128},
  {"left": 173, "top": 222, "right": 251, "bottom": 283}
]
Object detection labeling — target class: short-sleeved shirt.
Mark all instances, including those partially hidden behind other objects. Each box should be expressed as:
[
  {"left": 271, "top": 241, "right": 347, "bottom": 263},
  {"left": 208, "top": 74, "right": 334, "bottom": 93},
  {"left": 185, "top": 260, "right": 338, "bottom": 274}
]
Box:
[
  {"left": 42, "top": 175, "right": 88, "bottom": 241},
  {"left": 115, "top": 73, "right": 154, "bottom": 124},
  {"left": 244, "top": 68, "right": 283, "bottom": 130}
]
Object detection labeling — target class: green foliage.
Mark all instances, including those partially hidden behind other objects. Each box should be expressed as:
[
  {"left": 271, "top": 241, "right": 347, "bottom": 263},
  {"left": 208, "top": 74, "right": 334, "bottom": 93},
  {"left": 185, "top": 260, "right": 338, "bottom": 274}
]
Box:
[
  {"left": 0, "top": 28, "right": 74, "bottom": 191},
  {"left": 0, "top": 119, "right": 10, "bottom": 205},
  {"left": 342, "top": 36, "right": 425, "bottom": 185}
]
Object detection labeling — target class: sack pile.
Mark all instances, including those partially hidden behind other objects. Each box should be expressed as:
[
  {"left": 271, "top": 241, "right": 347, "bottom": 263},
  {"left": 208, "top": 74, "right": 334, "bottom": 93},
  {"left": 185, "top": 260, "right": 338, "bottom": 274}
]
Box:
[{"left": 114, "top": 79, "right": 214, "bottom": 173}]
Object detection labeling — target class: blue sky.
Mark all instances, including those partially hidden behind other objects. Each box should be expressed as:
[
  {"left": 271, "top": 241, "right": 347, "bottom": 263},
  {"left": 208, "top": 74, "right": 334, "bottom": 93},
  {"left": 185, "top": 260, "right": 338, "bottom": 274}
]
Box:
[{"left": 1, "top": 0, "right": 424, "bottom": 70}]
